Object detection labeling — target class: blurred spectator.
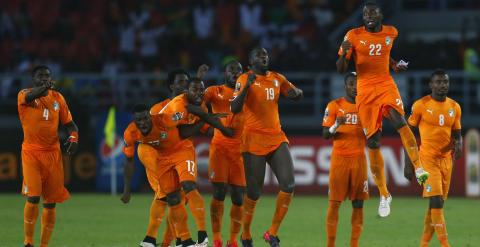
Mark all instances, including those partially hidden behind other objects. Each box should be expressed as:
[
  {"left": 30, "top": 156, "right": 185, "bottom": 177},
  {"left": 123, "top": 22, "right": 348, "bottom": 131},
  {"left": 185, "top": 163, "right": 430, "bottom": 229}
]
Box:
[
  {"left": 239, "top": 0, "right": 264, "bottom": 37},
  {"left": 193, "top": 0, "right": 215, "bottom": 39}
]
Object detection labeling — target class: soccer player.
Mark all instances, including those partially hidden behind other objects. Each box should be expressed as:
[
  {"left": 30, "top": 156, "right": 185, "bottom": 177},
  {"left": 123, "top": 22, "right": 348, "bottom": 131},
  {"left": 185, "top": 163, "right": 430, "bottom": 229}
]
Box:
[
  {"left": 204, "top": 60, "right": 245, "bottom": 247},
  {"left": 336, "top": 1, "right": 429, "bottom": 217},
  {"left": 156, "top": 77, "right": 234, "bottom": 247},
  {"left": 18, "top": 65, "right": 79, "bottom": 247},
  {"left": 404, "top": 70, "right": 462, "bottom": 247},
  {"left": 231, "top": 47, "right": 303, "bottom": 247},
  {"left": 322, "top": 72, "right": 368, "bottom": 247}
]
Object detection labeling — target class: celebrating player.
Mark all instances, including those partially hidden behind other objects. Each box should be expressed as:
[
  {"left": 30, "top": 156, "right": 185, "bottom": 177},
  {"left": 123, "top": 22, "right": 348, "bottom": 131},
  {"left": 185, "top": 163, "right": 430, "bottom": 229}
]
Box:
[
  {"left": 231, "top": 47, "right": 303, "bottom": 247},
  {"left": 404, "top": 70, "right": 462, "bottom": 247},
  {"left": 18, "top": 65, "right": 79, "bottom": 247},
  {"left": 204, "top": 60, "right": 245, "bottom": 247},
  {"left": 322, "top": 72, "right": 368, "bottom": 247},
  {"left": 336, "top": 1, "right": 429, "bottom": 217}
]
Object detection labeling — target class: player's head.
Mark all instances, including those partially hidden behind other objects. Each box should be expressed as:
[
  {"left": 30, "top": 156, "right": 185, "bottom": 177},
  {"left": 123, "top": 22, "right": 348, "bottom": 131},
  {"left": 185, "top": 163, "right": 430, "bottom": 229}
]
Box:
[
  {"left": 363, "top": 1, "right": 383, "bottom": 30},
  {"left": 167, "top": 68, "right": 190, "bottom": 96},
  {"left": 187, "top": 77, "right": 205, "bottom": 105},
  {"left": 32, "top": 65, "right": 51, "bottom": 87},
  {"left": 249, "top": 47, "right": 269, "bottom": 72},
  {"left": 132, "top": 103, "right": 152, "bottom": 135},
  {"left": 429, "top": 69, "right": 449, "bottom": 97},
  {"left": 224, "top": 60, "right": 243, "bottom": 87},
  {"left": 344, "top": 72, "right": 357, "bottom": 99}
]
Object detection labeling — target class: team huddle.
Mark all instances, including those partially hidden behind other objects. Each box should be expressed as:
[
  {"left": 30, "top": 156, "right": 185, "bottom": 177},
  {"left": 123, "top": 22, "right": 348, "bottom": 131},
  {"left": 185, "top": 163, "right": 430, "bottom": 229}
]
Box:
[{"left": 18, "top": 2, "right": 461, "bottom": 247}]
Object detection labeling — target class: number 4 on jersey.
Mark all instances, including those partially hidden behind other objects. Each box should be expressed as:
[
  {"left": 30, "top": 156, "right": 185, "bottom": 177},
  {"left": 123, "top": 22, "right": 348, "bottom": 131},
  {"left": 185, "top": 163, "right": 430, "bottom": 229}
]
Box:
[{"left": 43, "top": 108, "right": 49, "bottom": 120}]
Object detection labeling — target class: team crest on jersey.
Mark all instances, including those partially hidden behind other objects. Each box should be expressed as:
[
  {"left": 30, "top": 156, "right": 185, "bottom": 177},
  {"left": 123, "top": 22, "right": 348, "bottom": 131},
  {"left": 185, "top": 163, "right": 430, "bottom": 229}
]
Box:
[
  {"left": 235, "top": 82, "right": 241, "bottom": 91},
  {"left": 172, "top": 112, "right": 183, "bottom": 121},
  {"left": 448, "top": 109, "right": 455, "bottom": 117},
  {"left": 53, "top": 101, "right": 59, "bottom": 111},
  {"left": 323, "top": 108, "right": 329, "bottom": 122},
  {"left": 160, "top": 131, "right": 168, "bottom": 139},
  {"left": 385, "top": 36, "right": 391, "bottom": 46},
  {"left": 426, "top": 184, "right": 432, "bottom": 192}
]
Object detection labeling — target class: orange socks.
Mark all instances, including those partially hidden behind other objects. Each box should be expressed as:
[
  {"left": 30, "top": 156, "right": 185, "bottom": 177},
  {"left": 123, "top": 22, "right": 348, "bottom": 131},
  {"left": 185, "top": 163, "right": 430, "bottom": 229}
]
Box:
[
  {"left": 368, "top": 148, "right": 389, "bottom": 197},
  {"left": 229, "top": 204, "right": 243, "bottom": 243},
  {"left": 40, "top": 207, "right": 56, "bottom": 247},
  {"left": 210, "top": 198, "right": 225, "bottom": 241},
  {"left": 350, "top": 208, "right": 363, "bottom": 247},
  {"left": 24, "top": 201, "right": 39, "bottom": 245},
  {"left": 185, "top": 189, "right": 206, "bottom": 231},
  {"left": 146, "top": 199, "right": 168, "bottom": 238},
  {"left": 398, "top": 125, "right": 421, "bottom": 170},
  {"left": 326, "top": 201, "right": 341, "bottom": 247},
  {"left": 161, "top": 212, "right": 176, "bottom": 246},
  {"left": 431, "top": 209, "right": 450, "bottom": 247},
  {"left": 241, "top": 197, "right": 257, "bottom": 240},
  {"left": 420, "top": 209, "right": 434, "bottom": 247},
  {"left": 268, "top": 191, "right": 293, "bottom": 236},
  {"left": 169, "top": 204, "right": 191, "bottom": 241}
]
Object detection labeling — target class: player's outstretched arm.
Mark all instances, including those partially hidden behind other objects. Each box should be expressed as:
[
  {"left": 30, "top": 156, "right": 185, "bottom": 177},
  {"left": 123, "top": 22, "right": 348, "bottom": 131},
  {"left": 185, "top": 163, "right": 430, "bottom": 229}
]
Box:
[
  {"left": 286, "top": 87, "right": 303, "bottom": 101},
  {"left": 178, "top": 120, "right": 206, "bottom": 139},
  {"left": 63, "top": 121, "right": 79, "bottom": 155},
  {"left": 336, "top": 40, "right": 351, "bottom": 73},
  {"left": 403, "top": 124, "right": 416, "bottom": 181},
  {"left": 231, "top": 73, "right": 255, "bottom": 113},
  {"left": 186, "top": 105, "right": 234, "bottom": 137},
  {"left": 452, "top": 130, "right": 463, "bottom": 160},
  {"left": 24, "top": 84, "right": 50, "bottom": 103},
  {"left": 196, "top": 64, "right": 210, "bottom": 79},
  {"left": 389, "top": 57, "right": 408, "bottom": 73},
  {"left": 121, "top": 157, "right": 135, "bottom": 204}
]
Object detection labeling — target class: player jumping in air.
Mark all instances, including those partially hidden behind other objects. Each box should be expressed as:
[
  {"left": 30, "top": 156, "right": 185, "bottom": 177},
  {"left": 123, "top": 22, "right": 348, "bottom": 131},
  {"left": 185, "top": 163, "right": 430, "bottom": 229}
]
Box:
[
  {"left": 336, "top": 1, "right": 429, "bottom": 217},
  {"left": 18, "top": 65, "right": 79, "bottom": 247},
  {"left": 203, "top": 60, "right": 246, "bottom": 247},
  {"left": 323, "top": 72, "right": 368, "bottom": 247},
  {"left": 404, "top": 70, "right": 462, "bottom": 247},
  {"left": 231, "top": 47, "right": 303, "bottom": 247}
]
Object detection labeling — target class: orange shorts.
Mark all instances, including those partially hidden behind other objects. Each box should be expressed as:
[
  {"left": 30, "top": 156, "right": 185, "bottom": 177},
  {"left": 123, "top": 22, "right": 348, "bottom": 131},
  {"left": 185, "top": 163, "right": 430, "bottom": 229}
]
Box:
[
  {"left": 242, "top": 130, "right": 289, "bottom": 156},
  {"left": 328, "top": 153, "right": 369, "bottom": 201},
  {"left": 137, "top": 144, "right": 167, "bottom": 199},
  {"left": 21, "top": 149, "right": 69, "bottom": 203},
  {"left": 421, "top": 155, "right": 452, "bottom": 199},
  {"left": 208, "top": 142, "right": 245, "bottom": 186},
  {"left": 357, "top": 84, "right": 405, "bottom": 138},
  {"left": 156, "top": 147, "right": 197, "bottom": 194}
]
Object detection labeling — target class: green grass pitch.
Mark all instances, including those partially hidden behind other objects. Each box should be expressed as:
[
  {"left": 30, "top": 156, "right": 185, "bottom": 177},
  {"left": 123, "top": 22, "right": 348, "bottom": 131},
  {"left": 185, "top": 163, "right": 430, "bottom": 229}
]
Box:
[{"left": 0, "top": 194, "right": 478, "bottom": 247}]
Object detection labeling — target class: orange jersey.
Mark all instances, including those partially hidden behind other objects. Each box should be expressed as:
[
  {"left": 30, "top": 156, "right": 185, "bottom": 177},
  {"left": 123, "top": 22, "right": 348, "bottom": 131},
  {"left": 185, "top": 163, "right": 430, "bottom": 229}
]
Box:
[
  {"left": 150, "top": 98, "right": 171, "bottom": 115},
  {"left": 233, "top": 71, "right": 295, "bottom": 134},
  {"left": 338, "top": 25, "right": 398, "bottom": 90},
  {"left": 204, "top": 84, "right": 243, "bottom": 145},
  {"left": 408, "top": 96, "right": 461, "bottom": 158},
  {"left": 18, "top": 89, "right": 73, "bottom": 151},
  {"left": 323, "top": 97, "right": 365, "bottom": 156}
]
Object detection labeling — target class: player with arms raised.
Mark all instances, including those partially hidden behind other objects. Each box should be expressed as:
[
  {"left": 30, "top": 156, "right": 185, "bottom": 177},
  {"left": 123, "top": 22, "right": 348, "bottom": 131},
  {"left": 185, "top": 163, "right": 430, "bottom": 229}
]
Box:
[
  {"left": 336, "top": 1, "right": 429, "bottom": 217},
  {"left": 18, "top": 65, "right": 79, "bottom": 247},
  {"left": 322, "top": 72, "right": 368, "bottom": 247},
  {"left": 231, "top": 47, "right": 303, "bottom": 247},
  {"left": 405, "top": 70, "right": 462, "bottom": 247},
  {"left": 204, "top": 60, "right": 245, "bottom": 247}
]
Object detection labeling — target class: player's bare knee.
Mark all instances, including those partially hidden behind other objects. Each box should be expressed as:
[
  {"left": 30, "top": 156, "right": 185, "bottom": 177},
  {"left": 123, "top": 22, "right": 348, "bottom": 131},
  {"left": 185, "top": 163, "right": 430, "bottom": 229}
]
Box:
[
  {"left": 230, "top": 186, "right": 245, "bottom": 206},
  {"left": 181, "top": 181, "right": 197, "bottom": 194},
  {"left": 351, "top": 200, "right": 364, "bottom": 209},
  {"left": 429, "top": 196, "right": 444, "bottom": 209},
  {"left": 212, "top": 183, "right": 227, "bottom": 201},
  {"left": 43, "top": 203, "right": 56, "bottom": 209},
  {"left": 27, "top": 196, "right": 40, "bottom": 204},
  {"left": 280, "top": 181, "right": 295, "bottom": 194},
  {"left": 167, "top": 191, "right": 182, "bottom": 206}
]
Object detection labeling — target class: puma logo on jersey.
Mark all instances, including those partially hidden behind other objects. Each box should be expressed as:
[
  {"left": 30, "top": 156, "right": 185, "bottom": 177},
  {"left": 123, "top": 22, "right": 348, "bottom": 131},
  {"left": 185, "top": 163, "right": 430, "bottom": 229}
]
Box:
[
  {"left": 339, "top": 109, "right": 345, "bottom": 114},
  {"left": 360, "top": 40, "right": 367, "bottom": 45},
  {"left": 426, "top": 109, "right": 433, "bottom": 115},
  {"left": 217, "top": 94, "right": 224, "bottom": 99}
]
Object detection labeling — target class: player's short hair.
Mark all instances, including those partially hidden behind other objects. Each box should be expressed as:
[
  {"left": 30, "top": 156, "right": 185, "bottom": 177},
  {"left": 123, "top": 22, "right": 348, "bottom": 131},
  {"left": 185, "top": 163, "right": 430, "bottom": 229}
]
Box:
[
  {"left": 344, "top": 71, "right": 357, "bottom": 84},
  {"left": 31, "top": 65, "right": 50, "bottom": 77},
  {"left": 430, "top": 69, "right": 448, "bottom": 80},
  {"left": 248, "top": 47, "right": 265, "bottom": 64},
  {"left": 167, "top": 68, "right": 190, "bottom": 88},
  {"left": 364, "top": 1, "right": 381, "bottom": 11},
  {"left": 224, "top": 60, "right": 241, "bottom": 70},
  {"left": 132, "top": 103, "right": 149, "bottom": 113},
  {"left": 188, "top": 77, "right": 204, "bottom": 87}
]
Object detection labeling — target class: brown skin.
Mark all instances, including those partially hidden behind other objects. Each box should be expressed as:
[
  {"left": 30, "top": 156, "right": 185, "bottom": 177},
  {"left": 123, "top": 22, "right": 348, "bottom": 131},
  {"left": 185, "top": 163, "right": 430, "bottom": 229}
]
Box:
[
  {"left": 170, "top": 74, "right": 189, "bottom": 98},
  {"left": 225, "top": 61, "right": 243, "bottom": 88},
  {"left": 322, "top": 75, "right": 357, "bottom": 139}
]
